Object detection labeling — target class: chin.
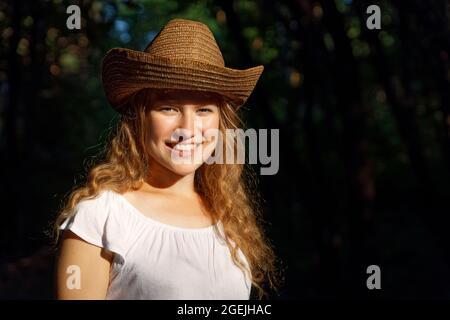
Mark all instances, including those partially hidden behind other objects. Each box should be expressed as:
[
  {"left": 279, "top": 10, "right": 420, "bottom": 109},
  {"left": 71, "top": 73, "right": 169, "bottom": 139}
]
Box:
[
  {"left": 166, "top": 163, "right": 202, "bottom": 176},
  {"left": 165, "top": 152, "right": 209, "bottom": 176}
]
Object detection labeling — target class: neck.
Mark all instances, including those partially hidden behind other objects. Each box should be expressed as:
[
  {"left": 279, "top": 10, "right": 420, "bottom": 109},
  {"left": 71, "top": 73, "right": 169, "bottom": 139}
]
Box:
[{"left": 142, "top": 160, "right": 197, "bottom": 197}]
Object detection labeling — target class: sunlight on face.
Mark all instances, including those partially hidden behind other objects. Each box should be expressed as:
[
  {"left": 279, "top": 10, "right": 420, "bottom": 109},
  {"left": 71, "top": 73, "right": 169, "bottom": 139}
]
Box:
[{"left": 145, "top": 90, "right": 221, "bottom": 176}]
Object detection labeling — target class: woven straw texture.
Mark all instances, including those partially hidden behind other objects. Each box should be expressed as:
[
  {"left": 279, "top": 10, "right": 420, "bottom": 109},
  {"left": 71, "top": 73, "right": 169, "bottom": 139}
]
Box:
[{"left": 102, "top": 18, "right": 264, "bottom": 112}]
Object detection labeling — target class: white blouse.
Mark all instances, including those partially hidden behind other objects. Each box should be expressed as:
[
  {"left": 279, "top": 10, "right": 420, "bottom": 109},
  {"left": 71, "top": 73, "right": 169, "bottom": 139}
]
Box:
[{"left": 59, "top": 189, "right": 252, "bottom": 300}]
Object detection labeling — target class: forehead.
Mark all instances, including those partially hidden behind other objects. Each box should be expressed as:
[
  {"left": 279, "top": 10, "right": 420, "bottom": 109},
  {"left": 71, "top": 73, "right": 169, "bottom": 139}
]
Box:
[{"left": 152, "top": 89, "right": 222, "bottom": 106}]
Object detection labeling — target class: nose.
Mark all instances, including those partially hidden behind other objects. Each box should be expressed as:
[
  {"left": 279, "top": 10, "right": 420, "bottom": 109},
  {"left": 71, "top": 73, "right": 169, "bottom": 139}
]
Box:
[
  {"left": 180, "top": 109, "right": 195, "bottom": 132},
  {"left": 173, "top": 109, "right": 201, "bottom": 142}
]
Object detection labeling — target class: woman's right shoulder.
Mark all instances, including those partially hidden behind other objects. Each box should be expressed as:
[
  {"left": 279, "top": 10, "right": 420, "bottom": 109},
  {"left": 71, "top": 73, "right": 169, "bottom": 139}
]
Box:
[
  {"left": 60, "top": 188, "right": 129, "bottom": 258},
  {"left": 75, "top": 189, "right": 119, "bottom": 211},
  {"left": 77, "top": 188, "right": 111, "bottom": 204}
]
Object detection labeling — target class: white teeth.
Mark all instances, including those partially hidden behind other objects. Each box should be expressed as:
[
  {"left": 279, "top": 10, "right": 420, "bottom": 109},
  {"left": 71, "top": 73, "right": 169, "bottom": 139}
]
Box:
[{"left": 172, "top": 143, "right": 199, "bottom": 151}]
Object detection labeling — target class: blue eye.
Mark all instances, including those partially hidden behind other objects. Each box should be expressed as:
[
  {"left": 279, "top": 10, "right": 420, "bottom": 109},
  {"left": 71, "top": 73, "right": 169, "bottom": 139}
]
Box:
[{"left": 198, "top": 108, "right": 212, "bottom": 113}]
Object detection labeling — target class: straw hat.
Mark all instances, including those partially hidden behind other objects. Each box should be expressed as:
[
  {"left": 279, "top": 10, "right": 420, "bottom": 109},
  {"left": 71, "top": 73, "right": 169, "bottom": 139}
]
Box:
[{"left": 101, "top": 18, "right": 264, "bottom": 113}]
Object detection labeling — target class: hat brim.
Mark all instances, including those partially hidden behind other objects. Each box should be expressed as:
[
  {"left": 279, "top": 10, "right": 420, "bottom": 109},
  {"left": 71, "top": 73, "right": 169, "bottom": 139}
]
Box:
[{"left": 101, "top": 48, "right": 264, "bottom": 113}]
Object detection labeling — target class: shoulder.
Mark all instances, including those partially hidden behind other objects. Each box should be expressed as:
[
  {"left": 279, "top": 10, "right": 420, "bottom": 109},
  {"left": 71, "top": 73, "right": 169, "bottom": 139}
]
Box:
[
  {"left": 60, "top": 189, "right": 130, "bottom": 258},
  {"left": 76, "top": 189, "right": 114, "bottom": 209},
  {"left": 62, "top": 188, "right": 130, "bottom": 235},
  {"left": 73, "top": 189, "right": 127, "bottom": 218}
]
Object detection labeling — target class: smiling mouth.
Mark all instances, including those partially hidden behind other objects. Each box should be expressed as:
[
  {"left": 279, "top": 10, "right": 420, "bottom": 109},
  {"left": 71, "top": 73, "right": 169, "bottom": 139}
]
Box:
[
  {"left": 166, "top": 142, "right": 202, "bottom": 150},
  {"left": 165, "top": 141, "right": 204, "bottom": 155}
]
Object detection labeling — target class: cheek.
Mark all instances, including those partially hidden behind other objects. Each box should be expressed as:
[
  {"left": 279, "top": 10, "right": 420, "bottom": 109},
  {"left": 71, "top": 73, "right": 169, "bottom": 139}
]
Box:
[
  {"left": 200, "top": 115, "right": 220, "bottom": 153},
  {"left": 200, "top": 115, "right": 220, "bottom": 133},
  {"left": 147, "top": 115, "right": 177, "bottom": 140}
]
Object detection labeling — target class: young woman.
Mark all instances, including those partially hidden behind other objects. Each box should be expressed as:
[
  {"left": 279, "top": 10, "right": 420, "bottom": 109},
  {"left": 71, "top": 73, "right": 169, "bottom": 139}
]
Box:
[{"left": 53, "top": 18, "right": 283, "bottom": 300}]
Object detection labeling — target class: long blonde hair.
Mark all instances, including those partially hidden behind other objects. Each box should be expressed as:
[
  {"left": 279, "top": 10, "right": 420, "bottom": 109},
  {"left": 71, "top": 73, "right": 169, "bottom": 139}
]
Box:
[{"left": 52, "top": 88, "right": 284, "bottom": 299}]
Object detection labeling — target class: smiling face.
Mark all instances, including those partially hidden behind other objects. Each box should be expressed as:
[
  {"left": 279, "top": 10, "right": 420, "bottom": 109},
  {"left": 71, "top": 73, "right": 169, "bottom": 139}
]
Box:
[{"left": 145, "top": 90, "right": 222, "bottom": 176}]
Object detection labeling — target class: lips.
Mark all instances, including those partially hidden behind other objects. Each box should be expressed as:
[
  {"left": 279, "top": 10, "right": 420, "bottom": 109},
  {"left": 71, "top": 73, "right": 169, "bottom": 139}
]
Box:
[
  {"left": 165, "top": 142, "right": 202, "bottom": 151},
  {"left": 165, "top": 141, "right": 205, "bottom": 158}
]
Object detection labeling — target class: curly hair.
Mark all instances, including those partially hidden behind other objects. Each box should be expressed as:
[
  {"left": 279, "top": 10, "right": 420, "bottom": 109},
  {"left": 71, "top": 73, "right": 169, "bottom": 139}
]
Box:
[{"left": 52, "top": 88, "right": 284, "bottom": 299}]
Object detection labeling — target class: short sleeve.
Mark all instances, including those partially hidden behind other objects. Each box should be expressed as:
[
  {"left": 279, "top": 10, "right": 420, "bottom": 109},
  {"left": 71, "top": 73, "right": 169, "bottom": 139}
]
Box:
[{"left": 59, "top": 190, "right": 127, "bottom": 258}]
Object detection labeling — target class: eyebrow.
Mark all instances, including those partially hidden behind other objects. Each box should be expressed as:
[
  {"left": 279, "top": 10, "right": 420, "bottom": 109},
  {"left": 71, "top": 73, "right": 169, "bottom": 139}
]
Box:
[{"left": 154, "top": 100, "right": 182, "bottom": 106}]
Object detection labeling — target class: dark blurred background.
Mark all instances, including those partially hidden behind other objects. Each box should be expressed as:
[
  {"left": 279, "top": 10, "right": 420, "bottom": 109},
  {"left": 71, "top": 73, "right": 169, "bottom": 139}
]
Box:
[{"left": 0, "top": 0, "right": 449, "bottom": 299}]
